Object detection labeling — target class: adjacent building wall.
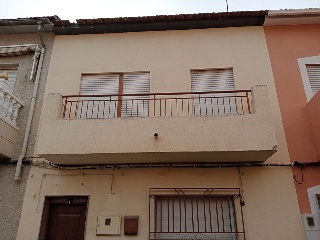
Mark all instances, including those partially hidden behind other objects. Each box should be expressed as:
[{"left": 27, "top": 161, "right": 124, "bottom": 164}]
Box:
[
  {"left": 0, "top": 33, "right": 54, "bottom": 240},
  {"left": 0, "top": 164, "right": 30, "bottom": 240},
  {"left": 0, "top": 33, "right": 54, "bottom": 159},
  {"left": 306, "top": 91, "right": 320, "bottom": 158},
  {"left": 264, "top": 24, "right": 320, "bottom": 214}
]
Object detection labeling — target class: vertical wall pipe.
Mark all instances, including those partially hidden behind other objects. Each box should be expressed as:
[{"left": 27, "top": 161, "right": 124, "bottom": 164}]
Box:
[{"left": 14, "top": 47, "right": 45, "bottom": 180}]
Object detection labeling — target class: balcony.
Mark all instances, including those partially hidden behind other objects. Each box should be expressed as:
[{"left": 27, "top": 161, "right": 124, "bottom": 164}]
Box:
[
  {"left": 36, "top": 85, "right": 277, "bottom": 165},
  {"left": 0, "top": 80, "right": 23, "bottom": 160}
]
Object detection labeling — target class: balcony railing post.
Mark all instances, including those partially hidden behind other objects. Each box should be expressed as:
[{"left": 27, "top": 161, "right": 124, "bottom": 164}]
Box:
[
  {"left": 62, "top": 97, "right": 68, "bottom": 118},
  {"left": 6, "top": 98, "right": 16, "bottom": 120},
  {"left": 153, "top": 94, "right": 156, "bottom": 117},
  {"left": 11, "top": 102, "right": 22, "bottom": 125},
  {"left": 1, "top": 93, "right": 10, "bottom": 118},
  {"left": 0, "top": 90, "right": 4, "bottom": 111},
  {"left": 6, "top": 97, "right": 15, "bottom": 120},
  {"left": 246, "top": 92, "right": 251, "bottom": 114}
]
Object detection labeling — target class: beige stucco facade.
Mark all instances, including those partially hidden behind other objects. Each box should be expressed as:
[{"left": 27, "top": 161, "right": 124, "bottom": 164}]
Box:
[
  {"left": 17, "top": 26, "right": 304, "bottom": 239},
  {"left": 37, "top": 85, "right": 276, "bottom": 165},
  {"left": 18, "top": 167, "right": 302, "bottom": 240}
]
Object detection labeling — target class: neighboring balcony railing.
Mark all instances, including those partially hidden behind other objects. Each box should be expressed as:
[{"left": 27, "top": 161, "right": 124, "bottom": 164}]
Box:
[
  {"left": 0, "top": 80, "right": 23, "bottom": 127},
  {"left": 62, "top": 90, "right": 252, "bottom": 120}
]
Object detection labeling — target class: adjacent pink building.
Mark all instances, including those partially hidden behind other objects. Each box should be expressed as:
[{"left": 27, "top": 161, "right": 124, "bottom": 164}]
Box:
[{"left": 264, "top": 9, "right": 320, "bottom": 240}]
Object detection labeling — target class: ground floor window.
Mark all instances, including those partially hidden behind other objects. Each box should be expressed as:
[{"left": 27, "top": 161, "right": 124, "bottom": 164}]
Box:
[{"left": 149, "top": 188, "right": 245, "bottom": 240}]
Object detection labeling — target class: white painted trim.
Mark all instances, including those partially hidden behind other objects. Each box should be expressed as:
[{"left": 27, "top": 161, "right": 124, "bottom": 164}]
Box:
[
  {"left": 307, "top": 185, "right": 320, "bottom": 230},
  {"left": 0, "top": 44, "right": 38, "bottom": 48},
  {"left": 268, "top": 9, "right": 320, "bottom": 17},
  {"left": 297, "top": 56, "right": 320, "bottom": 101}
]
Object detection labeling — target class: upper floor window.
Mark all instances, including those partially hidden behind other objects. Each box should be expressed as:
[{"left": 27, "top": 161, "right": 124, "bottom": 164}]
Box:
[
  {"left": 191, "top": 68, "right": 237, "bottom": 115},
  {"left": 298, "top": 56, "right": 320, "bottom": 101},
  {"left": 0, "top": 64, "right": 19, "bottom": 94},
  {"left": 306, "top": 64, "right": 320, "bottom": 96},
  {"left": 79, "top": 72, "right": 150, "bottom": 118}
]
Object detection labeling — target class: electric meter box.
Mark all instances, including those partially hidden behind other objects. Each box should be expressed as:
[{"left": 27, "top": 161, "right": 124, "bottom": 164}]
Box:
[{"left": 96, "top": 215, "right": 121, "bottom": 235}]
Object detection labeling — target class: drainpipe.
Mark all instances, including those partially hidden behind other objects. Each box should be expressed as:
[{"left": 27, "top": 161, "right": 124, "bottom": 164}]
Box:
[{"left": 14, "top": 22, "right": 46, "bottom": 181}]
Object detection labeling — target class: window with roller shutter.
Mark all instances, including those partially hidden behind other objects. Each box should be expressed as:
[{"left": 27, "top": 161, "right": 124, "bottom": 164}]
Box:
[
  {"left": 79, "top": 72, "right": 150, "bottom": 118},
  {"left": 306, "top": 64, "right": 320, "bottom": 96},
  {"left": 191, "top": 68, "right": 236, "bottom": 115},
  {"left": 298, "top": 56, "right": 320, "bottom": 101}
]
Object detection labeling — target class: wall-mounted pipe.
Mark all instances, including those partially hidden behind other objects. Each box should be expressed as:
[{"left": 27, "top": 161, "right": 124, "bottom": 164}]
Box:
[
  {"left": 14, "top": 47, "right": 45, "bottom": 180},
  {"left": 14, "top": 20, "right": 46, "bottom": 180},
  {"left": 32, "top": 159, "right": 320, "bottom": 171},
  {"left": 37, "top": 20, "right": 46, "bottom": 49}
]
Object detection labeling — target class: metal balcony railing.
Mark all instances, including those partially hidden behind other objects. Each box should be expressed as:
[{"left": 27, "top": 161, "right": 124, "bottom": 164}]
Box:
[{"left": 62, "top": 90, "right": 251, "bottom": 120}]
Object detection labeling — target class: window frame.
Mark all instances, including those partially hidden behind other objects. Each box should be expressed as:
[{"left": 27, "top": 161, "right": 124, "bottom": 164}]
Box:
[
  {"left": 190, "top": 68, "right": 239, "bottom": 116},
  {"left": 149, "top": 188, "right": 246, "bottom": 240},
  {"left": 78, "top": 71, "right": 150, "bottom": 118},
  {"left": 298, "top": 55, "right": 320, "bottom": 101},
  {"left": 307, "top": 186, "right": 320, "bottom": 233}
]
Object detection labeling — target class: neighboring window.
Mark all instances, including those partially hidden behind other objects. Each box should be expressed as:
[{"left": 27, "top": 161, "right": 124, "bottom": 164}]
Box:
[
  {"left": 307, "top": 186, "right": 320, "bottom": 232},
  {"left": 191, "top": 68, "right": 237, "bottom": 115},
  {"left": 149, "top": 188, "right": 245, "bottom": 240},
  {"left": 298, "top": 56, "right": 320, "bottom": 101},
  {"left": 306, "top": 64, "right": 320, "bottom": 96},
  {"left": 0, "top": 64, "right": 19, "bottom": 94},
  {"left": 78, "top": 72, "right": 150, "bottom": 118}
]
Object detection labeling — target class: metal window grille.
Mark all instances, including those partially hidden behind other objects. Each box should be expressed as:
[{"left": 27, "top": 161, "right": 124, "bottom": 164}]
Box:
[{"left": 149, "top": 188, "right": 246, "bottom": 240}]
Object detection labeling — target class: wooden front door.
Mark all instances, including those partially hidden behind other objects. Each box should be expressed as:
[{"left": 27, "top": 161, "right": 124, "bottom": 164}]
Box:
[{"left": 41, "top": 196, "right": 88, "bottom": 240}]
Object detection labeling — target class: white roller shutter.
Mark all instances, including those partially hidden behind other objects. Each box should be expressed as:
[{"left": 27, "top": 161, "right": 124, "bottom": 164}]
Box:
[
  {"left": 122, "top": 73, "right": 150, "bottom": 117},
  {"left": 79, "top": 74, "right": 119, "bottom": 118},
  {"left": 79, "top": 73, "right": 150, "bottom": 118},
  {"left": 306, "top": 64, "right": 320, "bottom": 96},
  {"left": 191, "top": 69, "right": 236, "bottom": 115}
]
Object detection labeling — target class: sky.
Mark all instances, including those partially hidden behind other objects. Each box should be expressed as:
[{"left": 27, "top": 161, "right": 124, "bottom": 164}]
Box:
[{"left": 0, "top": 0, "right": 319, "bottom": 22}]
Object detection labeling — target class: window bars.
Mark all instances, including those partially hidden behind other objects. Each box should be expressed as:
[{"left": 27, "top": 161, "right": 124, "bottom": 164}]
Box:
[{"left": 149, "top": 188, "right": 246, "bottom": 240}]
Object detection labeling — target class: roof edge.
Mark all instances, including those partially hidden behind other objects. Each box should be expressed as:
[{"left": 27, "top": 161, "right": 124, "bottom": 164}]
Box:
[{"left": 53, "top": 11, "right": 267, "bottom": 35}]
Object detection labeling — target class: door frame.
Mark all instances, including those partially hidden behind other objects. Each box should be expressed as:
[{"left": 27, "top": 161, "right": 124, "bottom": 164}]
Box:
[{"left": 38, "top": 196, "right": 89, "bottom": 240}]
